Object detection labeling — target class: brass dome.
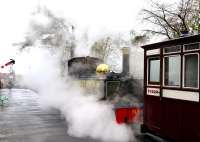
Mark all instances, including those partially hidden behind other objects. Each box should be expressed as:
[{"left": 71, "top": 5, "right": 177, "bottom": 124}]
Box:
[{"left": 96, "top": 64, "right": 110, "bottom": 74}]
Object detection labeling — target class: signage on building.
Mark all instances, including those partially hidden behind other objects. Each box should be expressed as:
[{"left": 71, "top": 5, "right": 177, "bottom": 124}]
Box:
[{"left": 147, "top": 87, "right": 160, "bottom": 96}]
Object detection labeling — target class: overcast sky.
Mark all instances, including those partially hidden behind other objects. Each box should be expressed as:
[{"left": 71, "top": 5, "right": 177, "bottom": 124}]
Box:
[
  {"left": 0, "top": 0, "right": 177, "bottom": 49},
  {"left": 0, "top": 0, "right": 177, "bottom": 73},
  {"left": 0, "top": 0, "right": 148, "bottom": 44}
]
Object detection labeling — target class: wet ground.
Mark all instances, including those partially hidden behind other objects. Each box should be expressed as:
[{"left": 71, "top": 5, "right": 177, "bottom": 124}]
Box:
[
  {"left": 0, "top": 89, "right": 101, "bottom": 142},
  {"left": 0, "top": 89, "right": 161, "bottom": 142}
]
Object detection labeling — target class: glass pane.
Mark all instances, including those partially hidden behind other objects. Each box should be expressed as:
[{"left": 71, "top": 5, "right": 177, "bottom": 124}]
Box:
[
  {"left": 149, "top": 59, "right": 160, "bottom": 83},
  {"left": 106, "top": 81, "right": 120, "bottom": 99},
  {"left": 164, "top": 56, "right": 181, "bottom": 86},
  {"left": 184, "top": 43, "right": 199, "bottom": 51},
  {"left": 164, "top": 46, "right": 181, "bottom": 53},
  {"left": 184, "top": 54, "right": 198, "bottom": 88}
]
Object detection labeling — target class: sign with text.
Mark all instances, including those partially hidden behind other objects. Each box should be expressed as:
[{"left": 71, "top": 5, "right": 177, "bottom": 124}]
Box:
[{"left": 147, "top": 87, "right": 160, "bottom": 96}]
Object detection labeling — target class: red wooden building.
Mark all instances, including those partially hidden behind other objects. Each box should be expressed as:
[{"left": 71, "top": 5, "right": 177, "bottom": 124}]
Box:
[{"left": 141, "top": 34, "right": 200, "bottom": 141}]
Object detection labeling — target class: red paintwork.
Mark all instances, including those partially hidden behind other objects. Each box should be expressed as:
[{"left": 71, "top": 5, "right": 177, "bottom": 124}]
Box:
[
  {"left": 142, "top": 35, "right": 200, "bottom": 141},
  {"left": 115, "top": 107, "right": 140, "bottom": 124}
]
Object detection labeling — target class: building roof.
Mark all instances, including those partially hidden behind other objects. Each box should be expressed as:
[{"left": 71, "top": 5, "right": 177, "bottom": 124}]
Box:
[{"left": 141, "top": 34, "right": 200, "bottom": 50}]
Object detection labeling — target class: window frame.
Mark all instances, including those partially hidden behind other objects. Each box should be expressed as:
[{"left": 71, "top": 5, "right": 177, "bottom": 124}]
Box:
[
  {"left": 163, "top": 54, "right": 181, "bottom": 88},
  {"left": 148, "top": 57, "right": 160, "bottom": 86},
  {"left": 183, "top": 42, "right": 200, "bottom": 52},
  {"left": 163, "top": 45, "right": 181, "bottom": 55},
  {"left": 182, "top": 53, "right": 199, "bottom": 89}
]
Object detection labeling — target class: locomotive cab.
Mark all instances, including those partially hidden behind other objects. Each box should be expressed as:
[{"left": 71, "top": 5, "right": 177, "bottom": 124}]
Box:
[{"left": 68, "top": 56, "right": 107, "bottom": 99}]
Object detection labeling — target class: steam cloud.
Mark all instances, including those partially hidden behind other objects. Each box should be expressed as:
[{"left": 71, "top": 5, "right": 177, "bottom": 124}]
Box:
[
  {"left": 12, "top": 8, "right": 137, "bottom": 141},
  {"left": 16, "top": 46, "right": 135, "bottom": 142}
]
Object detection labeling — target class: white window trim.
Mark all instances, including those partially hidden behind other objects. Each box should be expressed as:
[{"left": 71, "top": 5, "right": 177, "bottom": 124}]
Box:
[
  {"left": 147, "top": 57, "right": 160, "bottom": 86},
  {"left": 183, "top": 53, "right": 199, "bottom": 89},
  {"left": 163, "top": 45, "right": 181, "bottom": 55},
  {"left": 163, "top": 55, "right": 181, "bottom": 88},
  {"left": 183, "top": 42, "right": 200, "bottom": 52},
  {"left": 146, "top": 49, "right": 160, "bottom": 56},
  {"left": 163, "top": 89, "right": 199, "bottom": 102}
]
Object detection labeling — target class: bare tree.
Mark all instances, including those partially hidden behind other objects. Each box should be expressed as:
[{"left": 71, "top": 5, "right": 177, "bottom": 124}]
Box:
[
  {"left": 141, "top": 0, "right": 200, "bottom": 39},
  {"left": 18, "top": 7, "right": 74, "bottom": 55},
  {"left": 91, "top": 35, "right": 129, "bottom": 72},
  {"left": 130, "top": 30, "right": 149, "bottom": 46},
  {"left": 91, "top": 37, "right": 113, "bottom": 62},
  {"left": 14, "top": 7, "right": 75, "bottom": 75}
]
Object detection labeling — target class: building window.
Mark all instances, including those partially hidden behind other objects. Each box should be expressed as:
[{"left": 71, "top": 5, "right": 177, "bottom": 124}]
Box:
[
  {"left": 164, "top": 55, "right": 181, "bottom": 86},
  {"left": 164, "top": 45, "right": 181, "bottom": 54},
  {"left": 184, "top": 43, "right": 199, "bottom": 51},
  {"left": 148, "top": 57, "right": 160, "bottom": 84},
  {"left": 184, "top": 54, "right": 199, "bottom": 88}
]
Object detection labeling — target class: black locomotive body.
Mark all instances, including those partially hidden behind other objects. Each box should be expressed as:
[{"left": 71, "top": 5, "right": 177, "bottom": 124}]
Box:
[{"left": 67, "top": 55, "right": 143, "bottom": 124}]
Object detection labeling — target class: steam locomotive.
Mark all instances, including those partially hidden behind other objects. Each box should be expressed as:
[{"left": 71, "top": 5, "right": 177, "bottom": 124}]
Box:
[{"left": 67, "top": 47, "right": 143, "bottom": 124}]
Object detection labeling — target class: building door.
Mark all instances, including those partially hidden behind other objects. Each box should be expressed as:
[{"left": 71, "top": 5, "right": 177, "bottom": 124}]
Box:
[{"left": 145, "top": 57, "right": 162, "bottom": 134}]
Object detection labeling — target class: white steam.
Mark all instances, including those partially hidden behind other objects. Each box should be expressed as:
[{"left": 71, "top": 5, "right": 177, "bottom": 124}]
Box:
[
  {"left": 130, "top": 46, "right": 144, "bottom": 79},
  {"left": 17, "top": 46, "right": 135, "bottom": 142}
]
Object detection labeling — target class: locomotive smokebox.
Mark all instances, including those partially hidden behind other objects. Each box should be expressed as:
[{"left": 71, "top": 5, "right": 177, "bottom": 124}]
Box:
[{"left": 121, "top": 47, "right": 130, "bottom": 76}]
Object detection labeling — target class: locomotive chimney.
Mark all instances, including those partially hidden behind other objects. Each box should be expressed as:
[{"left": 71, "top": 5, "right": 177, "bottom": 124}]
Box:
[
  {"left": 121, "top": 47, "right": 130, "bottom": 76},
  {"left": 70, "top": 25, "right": 75, "bottom": 58}
]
